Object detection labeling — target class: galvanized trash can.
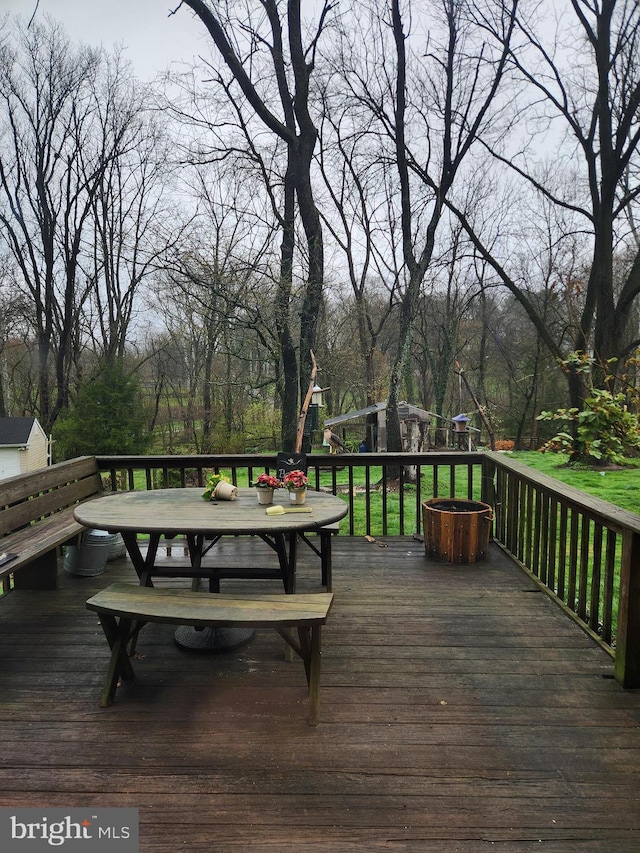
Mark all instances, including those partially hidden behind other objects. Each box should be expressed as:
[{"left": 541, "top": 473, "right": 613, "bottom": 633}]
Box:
[
  {"left": 64, "top": 529, "right": 118, "bottom": 577},
  {"left": 107, "top": 533, "right": 127, "bottom": 561}
]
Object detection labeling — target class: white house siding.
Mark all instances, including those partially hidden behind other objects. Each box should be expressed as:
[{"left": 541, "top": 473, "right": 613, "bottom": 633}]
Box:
[
  {"left": 0, "top": 418, "right": 49, "bottom": 480},
  {"left": 22, "top": 421, "right": 48, "bottom": 471}
]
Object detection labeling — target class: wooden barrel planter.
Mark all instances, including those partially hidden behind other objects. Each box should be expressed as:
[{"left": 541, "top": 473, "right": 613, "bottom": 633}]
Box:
[{"left": 422, "top": 498, "right": 493, "bottom": 564}]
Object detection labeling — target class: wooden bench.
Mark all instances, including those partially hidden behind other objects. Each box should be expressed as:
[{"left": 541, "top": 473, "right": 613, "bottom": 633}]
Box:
[
  {"left": 0, "top": 456, "right": 104, "bottom": 593},
  {"left": 86, "top": 583, "right": 334, "bottom": 725}
]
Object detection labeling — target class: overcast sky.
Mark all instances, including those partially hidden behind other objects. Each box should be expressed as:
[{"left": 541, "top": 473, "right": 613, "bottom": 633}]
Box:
[{"left": 2, "top": 0, "right": 209, "bottom": 79}]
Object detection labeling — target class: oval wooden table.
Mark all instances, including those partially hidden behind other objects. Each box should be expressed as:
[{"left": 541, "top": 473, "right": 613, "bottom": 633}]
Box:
[{"left": 74, "top": 487, "right": 348, "bottom": 651}]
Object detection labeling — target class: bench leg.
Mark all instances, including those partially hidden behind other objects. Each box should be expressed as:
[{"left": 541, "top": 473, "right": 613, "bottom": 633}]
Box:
[
  {"left": 320, "top": 531, "right": 332, "bottom": 591},
  {"left": 97, "top": 615, "right": 136, "bottom": 707},
  {"left": 297, "top": 624, "right": 323, "bottom": 726},
  {"left": 280, "top": 534, "right": 296, "bottom": 594},
  {"left": 297, "top": 531, "right": 333, "bottom": 591},
  {"left": 13, "top": 550, "right": 58, "bottom": 590},
  {"left": 94, "top": 612, "right": 325, "bottom": 722},
  {"left": 276, "top": 624, "right": 324, "bottom": 725}
]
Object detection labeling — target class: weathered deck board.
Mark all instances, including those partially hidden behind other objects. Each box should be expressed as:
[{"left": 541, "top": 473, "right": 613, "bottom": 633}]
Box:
[{"left": 0, "top": 537, "right": 639, "bottom": 852}]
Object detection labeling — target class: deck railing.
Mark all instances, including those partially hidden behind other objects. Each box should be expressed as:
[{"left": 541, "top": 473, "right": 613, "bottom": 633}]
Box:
[
  {"left": 94, "top": 451, "right": 640, "bottom": 688},
  {"left": 96, "top": 452, "right": 487, "bottom": 537},
  {"left": 482, "top": 453, "right": 640, "bottom": 690}
]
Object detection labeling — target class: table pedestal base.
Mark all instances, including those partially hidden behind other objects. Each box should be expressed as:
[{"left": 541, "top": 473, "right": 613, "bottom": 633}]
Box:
[{"left": 173, "top": 625, "right": 255, "bottom": 653}]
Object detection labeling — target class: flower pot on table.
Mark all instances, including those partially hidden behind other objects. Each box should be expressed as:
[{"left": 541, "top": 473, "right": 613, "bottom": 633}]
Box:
[{"left": 214, "top": 481, "right": 238, "bottom": 500}]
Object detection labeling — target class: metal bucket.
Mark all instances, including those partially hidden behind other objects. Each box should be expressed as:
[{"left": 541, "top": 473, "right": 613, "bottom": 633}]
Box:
[
  {"left": 64, "top": 529, "right": 117, "bottom": 577},
  {"left": 107, "top": 533, "right": 127, "bottom": 561}
]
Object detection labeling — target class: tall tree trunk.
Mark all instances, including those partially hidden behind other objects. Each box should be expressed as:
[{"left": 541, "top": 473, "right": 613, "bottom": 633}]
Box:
[
  {"left": 278, "top": 167, "right": 299, "bottom": 451},
  {"left": 180, "top": 0, "right": 328, "bottom": 450}
]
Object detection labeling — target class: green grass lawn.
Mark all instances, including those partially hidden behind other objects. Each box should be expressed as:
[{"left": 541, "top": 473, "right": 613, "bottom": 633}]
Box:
[{"left": 505, "top": 451, "right": 640, "bottom": 515}]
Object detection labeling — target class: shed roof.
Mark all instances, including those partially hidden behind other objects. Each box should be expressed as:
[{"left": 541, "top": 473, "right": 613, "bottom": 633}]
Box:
[
  {"left": 325, "top": 402, "right": 386, "bottom": 427},
  {"left": 325, "top": 401, "right": 434, "bottom": 427},
  {"left": 0, "top": 417, "right": 37, "bottom": 447}
]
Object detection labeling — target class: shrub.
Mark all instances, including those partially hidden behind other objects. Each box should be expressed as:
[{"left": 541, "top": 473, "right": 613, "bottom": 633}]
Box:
[{"left": 537, "top": 352, "right": 640, "bottom": 465}]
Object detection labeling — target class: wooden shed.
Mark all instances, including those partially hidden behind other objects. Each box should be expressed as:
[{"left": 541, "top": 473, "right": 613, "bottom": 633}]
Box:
[
  {"left": 0, "top": 417, "right": 49, "bottom": 480},
  {"left": 324, "top": 401, "right": 433, "bottom": 452}
]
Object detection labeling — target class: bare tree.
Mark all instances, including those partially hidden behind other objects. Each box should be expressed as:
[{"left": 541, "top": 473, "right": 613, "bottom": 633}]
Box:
[
  {"left": 174, "top": 0, "right": 333, "bottom": 449},
  {"left": 453, "top": 0, "right": 640, "bottom": 413},
  {"left": 412, "top": 220, "right": 480, "bottom": 437},
  {"left": 0, "top": 19, "right": 151, "bottom": 430},
  {"left": 335, "top": 0, "right": 519, "bottom": 451},
  {"left": 158, "top": 163, "right": 277, "bottom": 452},
  {"left": 88, "top": 93, "right": 177, "bottom": 364},
  {"left": 0, "top": 253, "right": 32, "bottom": 416},
  {"left": 316, "top": 90, "right": 400, "bottom": 407}
]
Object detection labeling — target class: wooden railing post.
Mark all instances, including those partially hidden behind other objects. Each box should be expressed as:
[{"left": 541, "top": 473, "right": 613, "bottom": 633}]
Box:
[
  {"left": 481, "top": 455, "right": 496, "bottom": 509},
  {"left": 615, "top": 529, "right": 640, "bottom": 688}
]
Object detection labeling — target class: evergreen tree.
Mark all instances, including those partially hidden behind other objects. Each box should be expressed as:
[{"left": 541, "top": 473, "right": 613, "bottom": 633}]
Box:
[{"left": 52, "top": 362, "right": 149, "bottom": 460}]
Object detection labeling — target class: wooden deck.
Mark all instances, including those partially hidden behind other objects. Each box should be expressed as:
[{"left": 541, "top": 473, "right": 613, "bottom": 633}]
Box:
[{"left": 0, "top": 536, "right": 639, "bottom": 851}]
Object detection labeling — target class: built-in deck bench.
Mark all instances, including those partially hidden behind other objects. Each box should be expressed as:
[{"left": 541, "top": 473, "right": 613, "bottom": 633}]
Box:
[
  {"left": 86, "top": 583, "right": 334, "bottom": 725},
  {"left": 0, "top": 456, "right": 104, "bottom": 593}
]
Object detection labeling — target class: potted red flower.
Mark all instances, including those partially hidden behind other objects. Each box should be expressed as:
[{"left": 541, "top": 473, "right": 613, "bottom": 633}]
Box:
[
  {"left": 255, "top": 472, "right": 282, "bottom": 505},
  {"left": 284, "top": 469, "right": 309, "bottom": 504}
]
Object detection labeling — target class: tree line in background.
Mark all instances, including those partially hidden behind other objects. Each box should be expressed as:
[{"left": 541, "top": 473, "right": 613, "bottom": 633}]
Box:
[{"left": 1, "top": 0, "right": 640, "bottom": 460}]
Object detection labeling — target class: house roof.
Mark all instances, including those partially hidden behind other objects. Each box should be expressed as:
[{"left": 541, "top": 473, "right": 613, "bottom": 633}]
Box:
[{"left": 0, "top": 417, "right": 37, "bottom": 447}]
